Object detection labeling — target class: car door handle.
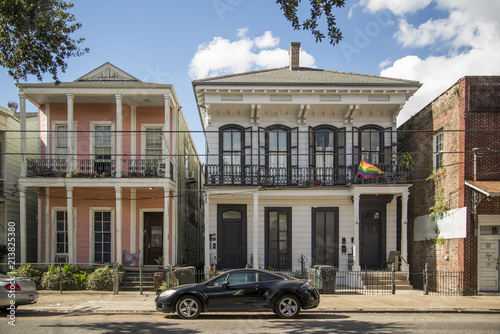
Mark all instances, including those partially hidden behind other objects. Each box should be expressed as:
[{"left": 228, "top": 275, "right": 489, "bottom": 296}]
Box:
[{"left": 255, "top": 285, "right": 261, "bottom": 290}]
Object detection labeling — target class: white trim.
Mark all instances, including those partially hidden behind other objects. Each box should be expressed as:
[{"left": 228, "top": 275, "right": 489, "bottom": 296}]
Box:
[
  {"left": 89, "top": 207, "right": 115, "bottom": 264},
  {"left": 139, "top": 208, "right": 164, "bottom": 264},
  {"left": 45, "top": 187, "right": 50, "bottom": 263},
  {"left": 37, "top": 192, "right": 41, "bottom": 263},
  {"left": 131, "top": 106, "right": 137, "bottom": 159},
  {"left": 51, "top": 120, "right": 77, "bottom": 163},
  {"left": 51, "top": 206, "right": 77, "bottom": 263}
]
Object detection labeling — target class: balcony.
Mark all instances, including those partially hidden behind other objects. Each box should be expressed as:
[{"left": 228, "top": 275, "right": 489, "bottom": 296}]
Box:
[
  {"left": 204, "top": 164, "right": 410, "bottom": 187},
  {"left": 26, "top": 159, "right": 173, "bottom": 179}
]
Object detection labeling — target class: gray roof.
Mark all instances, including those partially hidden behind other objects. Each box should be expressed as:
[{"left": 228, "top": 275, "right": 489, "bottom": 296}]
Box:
[{"left": 193, "top": 67, "right": 421, "bottom": 87}]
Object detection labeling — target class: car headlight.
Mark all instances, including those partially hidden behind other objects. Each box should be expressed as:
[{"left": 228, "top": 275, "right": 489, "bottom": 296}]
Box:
[{"left": 159, "top": 290, "right": 177, "bottom": 298}]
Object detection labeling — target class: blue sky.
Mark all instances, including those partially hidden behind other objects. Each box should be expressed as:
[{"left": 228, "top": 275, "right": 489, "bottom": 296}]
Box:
[{"left": 2, "top": 0, "right": 499, "bottom": 158}]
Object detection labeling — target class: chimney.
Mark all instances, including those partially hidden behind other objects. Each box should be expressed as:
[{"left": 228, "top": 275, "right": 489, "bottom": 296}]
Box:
[
  {"left": 288, "top": 42, "right": 301, "bottom": 71},
  {"left": 8, "top": 101, "right": 18, "bottom": 113}
]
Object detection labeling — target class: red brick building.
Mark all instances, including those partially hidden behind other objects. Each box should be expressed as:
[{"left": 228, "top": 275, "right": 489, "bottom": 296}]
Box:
[{"left": 399, "top": 76, "right": 500, "bottom": 295}]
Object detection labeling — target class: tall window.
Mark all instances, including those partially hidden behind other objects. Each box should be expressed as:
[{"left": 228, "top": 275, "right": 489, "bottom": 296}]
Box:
[
  {"left": 94, "top": 125, "right": 112, "bottom": 160},
  {"left": 56, "top": 211, "right": 68, "bottom": 255},
  {"left": 220, "top": 125, "right": 243, "bottom": 183},
  {"left": 315, "top": 127, "right": 335, "bottom": 170},
  {"left": 265, "top": 208, "right": 291, "bottom": 270},
  {"left": 268, "top": 127, "right": 288, "bottom": 170},
  {"left": 145, "top": 128, "right": 162, "bottom": 160},
  {"left": 94, "top": 211, "right": 112, "bottom": 263},
  {"left": 361, "top": 127, "right": 381, "bottom": 164},
  {"left": 94, "top": 124, "right": 112, "bottom": 175},
  {"left": 312, "top": 208, "right": 339, "bottom": 266},
  {"left": 55, "top": 124, "right": 68, "bottom": 171},
  {"left": 434, "top": 132, "right": 444, "bottom": 171}
]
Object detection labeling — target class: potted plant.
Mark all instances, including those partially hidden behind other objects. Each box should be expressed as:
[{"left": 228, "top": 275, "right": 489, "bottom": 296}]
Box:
[{"left": 154, "top": 256, "right": 164, "bottom": 268}]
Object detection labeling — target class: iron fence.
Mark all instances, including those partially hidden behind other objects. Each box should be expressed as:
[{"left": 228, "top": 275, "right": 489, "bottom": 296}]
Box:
[{"left": 424, "top": 265, "right": 464, "bottom": 296}]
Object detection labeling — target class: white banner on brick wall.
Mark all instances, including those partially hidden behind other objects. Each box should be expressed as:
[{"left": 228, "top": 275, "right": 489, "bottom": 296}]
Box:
[{"left": 414, "top": 207, "right": 467, "bottom": 241}]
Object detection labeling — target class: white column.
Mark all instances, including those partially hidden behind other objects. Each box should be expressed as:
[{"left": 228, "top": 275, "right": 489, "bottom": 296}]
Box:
[
  {"left": 253, "top": 192, "right": 259, "bottom": 268},
  {"left": 37, "top": 190, "right": 42, "bottom": 263},
  {"left": 164, "top": 94, "right": 171, "bottom": 179},
  {"left": 163, "top": 187, "right": 170, "bottom": 266},
  {"left": 204, "top": 195, "right": 210, "bottom": 275},
  {"left": 45, "top": 187, "right": 50, "bottom": 263},
  {"left": 115, "top": 186, "right": 122, "bottom": 265},
  {"left": 19, "top": 93, "right": 27, "bottom": 177},
  {"left": 19, "top": 185, "right": 27, "bottom": 264},
  {"left": 130, "top": 189, "right": 136, "bottom": 253},
  {"left": 131, "top": 106, "right": 137, "bottom": 160},
  {"left": 401, "top": 191, "right": 409, "bottom": 271},
  {"left": 66, "top": 186, "right": 74, "bottom": 263},
  {"left": 66, "top": 94, "right": 74, "bottom": 175},
  {"left": 352, "top": 193, "right": 361, "bottom": 271},
  {"left": 172, "top": 190, "right": 177, "bottom": 264},
  {"left": 115, "top": 94, "right": 123, "bottom": 178}
]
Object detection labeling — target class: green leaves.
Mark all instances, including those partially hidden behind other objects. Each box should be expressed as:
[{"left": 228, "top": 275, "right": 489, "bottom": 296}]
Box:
[
  {"left": 276, "top": 0, "right": 345, "bottom": 46},
  {"left": 0, "top": 0, "right": 88, "bottom": 84}
]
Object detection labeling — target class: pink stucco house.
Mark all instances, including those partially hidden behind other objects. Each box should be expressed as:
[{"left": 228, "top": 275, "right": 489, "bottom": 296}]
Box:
[{"left": 17, "top": 63, "right": 203, "bottom": 267}]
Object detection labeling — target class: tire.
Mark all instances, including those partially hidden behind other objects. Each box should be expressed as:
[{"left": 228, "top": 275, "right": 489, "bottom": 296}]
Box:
[
  {"left": 275, "top": 294, "right": 301, "bottom": 319},
  {"left": 176, "top": 295, "right": 201, "bottom": 319}
]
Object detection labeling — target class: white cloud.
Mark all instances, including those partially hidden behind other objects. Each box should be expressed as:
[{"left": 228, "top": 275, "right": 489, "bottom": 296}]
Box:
[
  {"left": 360, "top": 0, "right": 432, "bottom": 16},
  {"left": 188, "top": 30, "right": 316, "bottom": 79},
  {"left": 359, "top": 0, "right": 500, "bottom": 124}
]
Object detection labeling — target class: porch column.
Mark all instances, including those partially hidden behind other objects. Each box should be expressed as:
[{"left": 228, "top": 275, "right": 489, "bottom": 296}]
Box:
[
  {"left": 66, "top": 94, "right": 74, "bottom": 175},
  {"left": 115, "top": 94, "right": 123, "bottom": 178},
  {"left": 253, "top": 192, "right": 259, "bottom": 268},
  {"left": 352, "top": 193, "right": 361, "bottom": 271},
  {"left": 115, "top": 186, "right": 122, "bottom": 265},
  {"left": 19, "top": 93, "right": 27, "bottom": 177},
  {"left": 130, "top": 189, "right": 136, "bottom": 253},
  {"left": 45, "top": 187, "right": 50, "bottom": 263},
  {"left": 19, "top": 185, "right": 27, "bottom": 264},
  {"left": 66, "top": 186, "right": 74, "bottom": 263},
  {"left": 37, "top": 190, "right": 42, "bottom": 263},
  {"left": 164, "top": 93, "right": 171, "bottom": 179},
  {"left": 163, "top": 187, "right": 170, "bottom": 266},
  {"left": 401, "top": 190, "right": 409, "bottom": 271},
  {"left": 204, "top": 195, "right": 210, "bottom": 275}
]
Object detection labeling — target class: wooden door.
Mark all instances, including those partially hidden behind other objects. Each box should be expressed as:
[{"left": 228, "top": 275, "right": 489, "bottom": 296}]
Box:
[{"left": 144, "top": 212, "right": 163, "bottom": 265}]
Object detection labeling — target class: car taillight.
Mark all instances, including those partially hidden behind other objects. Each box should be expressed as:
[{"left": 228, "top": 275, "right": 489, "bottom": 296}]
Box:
[{"left": 4, "top": 283, "right": 21, "bottom": 291}]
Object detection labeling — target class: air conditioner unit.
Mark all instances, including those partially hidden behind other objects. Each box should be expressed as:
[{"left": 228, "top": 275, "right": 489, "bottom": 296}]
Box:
[
  {"left": 55, "top": 255, "right": 68, "bottom": 263},
  {"left": 186, "top": 170, "right": 196, "bottom": 185}
]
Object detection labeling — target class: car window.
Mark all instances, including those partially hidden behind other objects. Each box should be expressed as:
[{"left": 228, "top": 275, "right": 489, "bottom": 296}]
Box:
[
  {"left": 210, "top": 274, "right": 227, "bottom": 286},
  {"left": 227, "top": 272, "right": 257, "bottom": 285},
  {"left": 258, "top": 273, "right": 282, "bottom": 282}
]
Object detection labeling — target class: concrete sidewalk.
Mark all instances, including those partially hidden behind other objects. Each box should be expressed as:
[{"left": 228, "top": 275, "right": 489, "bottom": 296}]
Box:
[{"left": 22, "top": 289, "right": 500, "bottom": 314}]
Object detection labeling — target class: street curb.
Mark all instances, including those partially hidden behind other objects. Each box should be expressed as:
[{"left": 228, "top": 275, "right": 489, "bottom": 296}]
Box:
[{"left": 25, "top": 308, "right": 500, "bottom": 315}]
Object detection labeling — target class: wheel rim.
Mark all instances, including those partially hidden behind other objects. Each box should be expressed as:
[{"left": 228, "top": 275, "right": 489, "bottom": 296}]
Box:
[
  {"left": 179, "top": 298, "right": 198, "bottom": 318},
  {"left": 278, "top": 297, "right": 298, "bottom": 317}
]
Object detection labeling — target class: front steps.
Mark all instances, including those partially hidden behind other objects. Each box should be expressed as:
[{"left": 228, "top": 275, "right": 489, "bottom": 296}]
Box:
[
  {"left": 120, "top": 268, "right": 156, "bottom": 291},
  {"left": 361, "top": 271, "right": 413, "bottom": 291}
]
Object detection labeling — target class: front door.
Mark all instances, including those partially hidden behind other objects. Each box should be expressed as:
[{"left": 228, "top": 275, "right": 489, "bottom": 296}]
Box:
[
  {"left": 144, "top": 212, "right": 163, "bottom": 265},
  {"left": 217, "top": 205, "right": 247, "bottom": 269},
  {"left": 479, "top": 225, "right": 500, "bottom": 292},
  {"left": 360, "top": 214, "right": 381, "bottom": 269}
]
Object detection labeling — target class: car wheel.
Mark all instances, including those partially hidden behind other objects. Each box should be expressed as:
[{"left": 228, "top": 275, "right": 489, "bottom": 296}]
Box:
[
  {"left": 176, "top": 295, "right": 201, "bottom": 319},
  {"left": 275, "top": 294, "right": 301, "bottom": 319}
]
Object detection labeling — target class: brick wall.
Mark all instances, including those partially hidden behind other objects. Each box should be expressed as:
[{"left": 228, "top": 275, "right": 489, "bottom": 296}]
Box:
[{"left": 399, "top": 76, "right": 500, "bottom": 295}]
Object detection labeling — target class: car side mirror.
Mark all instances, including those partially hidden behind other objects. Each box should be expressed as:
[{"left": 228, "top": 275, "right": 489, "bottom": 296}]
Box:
[{"left": 222, "top": 281, "right": 229, "bottom": 289}]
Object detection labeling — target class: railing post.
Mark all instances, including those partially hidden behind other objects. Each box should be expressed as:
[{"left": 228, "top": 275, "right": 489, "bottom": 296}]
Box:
[
  {"left": 139, "top": 262, "right": 143, "bottom": 295},
  {"left": 424, "top": 263, "right": 428, "bottom": 295},
  {"left": 113, "top": 262, "right": 119, "bottom": 295},
  {"left": 392, "top": 262, "right": 396, "bottom": 294}
]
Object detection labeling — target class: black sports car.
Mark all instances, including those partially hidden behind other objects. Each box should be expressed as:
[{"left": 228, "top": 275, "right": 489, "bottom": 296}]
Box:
[{"left": 155, "top": 268, "right": 320, "bottom": 319}]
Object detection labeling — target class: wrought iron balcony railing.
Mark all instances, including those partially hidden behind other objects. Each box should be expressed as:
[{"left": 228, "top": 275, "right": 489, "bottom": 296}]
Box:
[
  {"left": 26, "top": 158, "right": 173, "bottom": 179},
  {"left": 204, "top": 164, "right": 410, "bottom": 186}
]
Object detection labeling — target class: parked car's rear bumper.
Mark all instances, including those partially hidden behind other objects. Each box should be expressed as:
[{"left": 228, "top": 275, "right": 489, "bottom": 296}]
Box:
[{"left": 0, "top": 291, "right": 39, "bottom": 308}]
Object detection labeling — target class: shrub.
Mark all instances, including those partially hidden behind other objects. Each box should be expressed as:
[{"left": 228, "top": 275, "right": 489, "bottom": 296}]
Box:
[
  {"left": 86, "top": 266, "right": 114, "bottom": 291},
  {"left": 41, "top": 264, "right": 86, "bottom": 290},
  {"left": 13, "top": 264, "right": 43, "bottom": 286}
]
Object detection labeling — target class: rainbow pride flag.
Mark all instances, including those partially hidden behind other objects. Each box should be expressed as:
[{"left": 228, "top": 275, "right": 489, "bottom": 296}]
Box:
[{"left": 357, "top": 159, "right": 384, "bottom": 179}]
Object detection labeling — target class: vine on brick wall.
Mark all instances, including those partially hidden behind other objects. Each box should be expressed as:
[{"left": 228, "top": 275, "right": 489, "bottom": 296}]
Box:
[{"left": 427, "top": 168, "right": 449, "bottom": 220}]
